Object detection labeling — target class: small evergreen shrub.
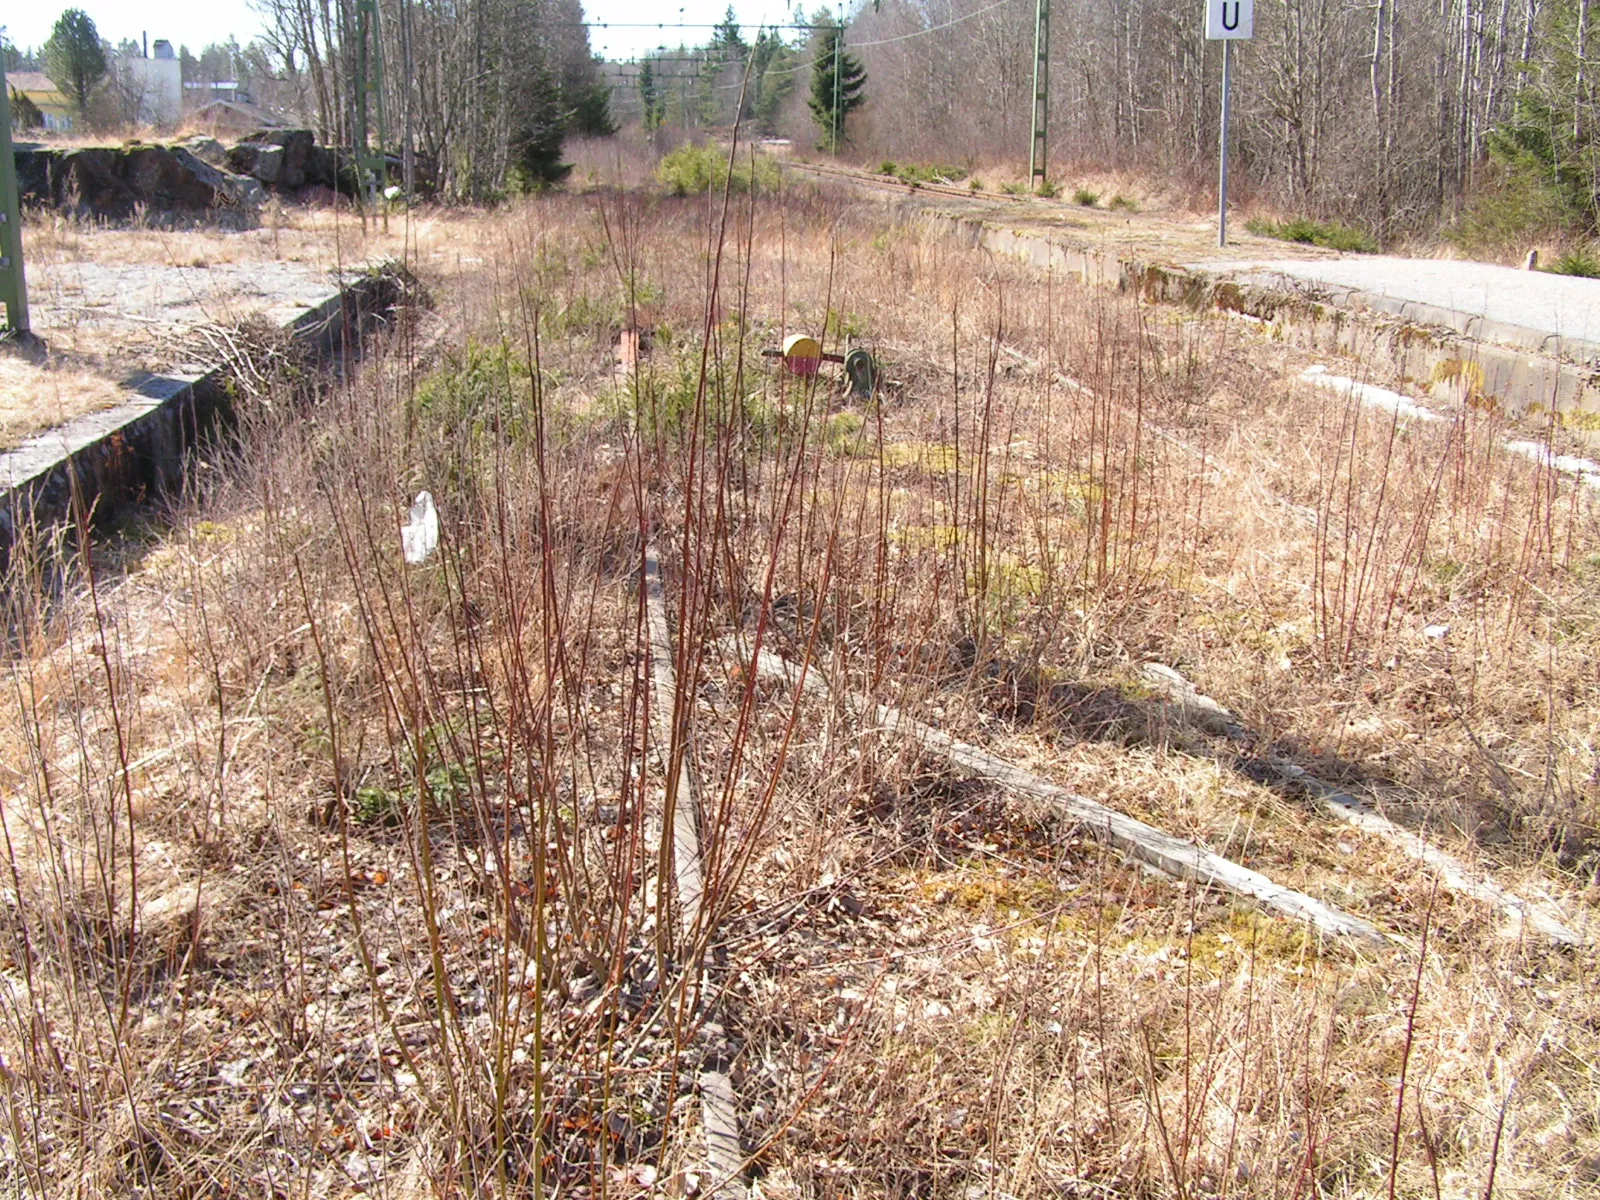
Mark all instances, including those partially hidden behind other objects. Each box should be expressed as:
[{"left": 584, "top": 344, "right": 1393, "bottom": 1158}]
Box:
[
  {"left": 1072, "top": 187, "right": 1099, "bottom": 206},
  {"left": 879, "top": 162, "right": 969, "bottom": 185},
  {"left": 1551, "top": 247, "right": 1600, "bottom": 278},
  {"left": 1245, "top": 216, "right": 1378, "bottom": 254},
  {"left": 656, "top": 143, "right": 780, "bottom": 196}
]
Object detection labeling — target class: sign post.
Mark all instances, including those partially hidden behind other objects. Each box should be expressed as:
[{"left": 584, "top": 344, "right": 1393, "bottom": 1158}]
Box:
[
  {"left": 0, "top": 65, "right": 31, "bottom": 336},
  {"left": 1206, "top": 0, "right": 1253, "bottom": 247}
]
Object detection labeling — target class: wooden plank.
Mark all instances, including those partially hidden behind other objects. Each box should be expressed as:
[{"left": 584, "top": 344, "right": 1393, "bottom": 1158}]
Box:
[
  {"left": 642, "top": 549, "right": 748, "bottom": 1197},
  {"left": 1140, "top": 662, "right": 1582, "bottom": 946},
  {"left": 729, "top": 642, "right": 1385, "bottom": 947}
]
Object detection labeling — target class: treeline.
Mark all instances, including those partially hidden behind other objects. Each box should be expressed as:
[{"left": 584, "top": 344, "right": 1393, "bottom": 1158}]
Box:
[
  {"left": 608, "top": 0, "right": 1600, "bottom": 246},
  {"left": 611, "top": 9, "right": 815, "bottom": 141},
  {"left": 252, "top": 0, "right": 614, "bottom": 198}
]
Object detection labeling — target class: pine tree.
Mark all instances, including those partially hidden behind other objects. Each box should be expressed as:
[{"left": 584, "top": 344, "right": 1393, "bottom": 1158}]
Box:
[
  {"left": 750, "top": 30, "right": 795, "bottom": 136},
  {"left": 709, "top": 7, "right": 747, "bottom": 61},
  {"left": 1490, "top": 0, "right": 1600, "bottom": 231},
  {"left": 44, "top": 8, "right": 107, "bottom": 119},
  {"left": 708, "top": 6, "right": 750, "bottom": 120},
  {"left": 510, "top": 55, "right": 572, "bottom": 188},
  {"left": 566, "top": 54, "right": 617, "bottom": 137},
  {"left": 807, "top": 23, "right": 865, "bottom": 154},
  {"left": 10, "top": 85, "right": 44, "bottom": 131},
  {"left": 639, "top": 60, "right": 660, "bottom": 131}
]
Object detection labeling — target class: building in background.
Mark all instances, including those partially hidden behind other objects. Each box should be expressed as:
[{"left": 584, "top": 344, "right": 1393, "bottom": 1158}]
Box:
[
  {"left": 191, "top": 98, "right": 284, "bottom": 135},
  {"left": 6, "top": 72, "right": 75, "bottom": 132},
  {"left": 112, "top": 37, "right": 182, "bottom": 128}
]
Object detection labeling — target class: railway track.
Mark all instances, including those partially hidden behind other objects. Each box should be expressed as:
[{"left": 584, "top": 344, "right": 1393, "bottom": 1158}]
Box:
[{"left": 782, "top": 158, "right": 1031, "bottom": 206}]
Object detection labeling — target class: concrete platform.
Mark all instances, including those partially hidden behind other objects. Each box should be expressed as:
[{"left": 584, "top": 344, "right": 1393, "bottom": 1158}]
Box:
[
  {"left": 922, "top": 208, "right": 1600, "bottom": 419},
  {"left": 798, "top": 165, "right": 1600, "bottom": 421},
  {"left": 0, "top": 267, "right": 410, "bottom": 566},
  {"left": 1196, "top": 256, "right": 1600, "bottom": 367},
  {"left": 30, "top": 259, "right": 348, "bottom": 368}
]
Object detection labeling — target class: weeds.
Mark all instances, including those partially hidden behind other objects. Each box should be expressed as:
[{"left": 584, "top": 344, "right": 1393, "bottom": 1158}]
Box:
[
  {"left": 1246, "top": 215, "right": 1379, "bottom": 253},
  {"left": 0, "top": 156, "right": 1595, "bottom": 1200},
  {"left": 656, "top": 141, "right": 780, "bottom": 195},
  {"left": 1073, "top": 186, "right": 1100, "bottom": 206}
]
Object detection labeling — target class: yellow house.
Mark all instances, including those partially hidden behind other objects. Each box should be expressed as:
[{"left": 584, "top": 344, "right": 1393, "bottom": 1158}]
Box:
[{"left": 7, "top": 71, "right": 75, "bottom": 133}]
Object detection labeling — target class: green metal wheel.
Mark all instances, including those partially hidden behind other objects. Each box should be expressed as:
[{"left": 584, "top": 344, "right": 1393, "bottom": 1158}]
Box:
[{"left": 844, "top": 348, "right": 877, "bottom": 398}]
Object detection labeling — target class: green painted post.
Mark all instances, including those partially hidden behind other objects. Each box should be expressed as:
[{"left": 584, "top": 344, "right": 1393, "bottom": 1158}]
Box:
[
  {"left": 0, "top": 67, "right": 31, "bottom": 335},
  {"left": 352, "top": 0, "right": 389, "bottom": 214},
  {"left": 1029, "top": 0, "right": 1050, "bottom": 186}
]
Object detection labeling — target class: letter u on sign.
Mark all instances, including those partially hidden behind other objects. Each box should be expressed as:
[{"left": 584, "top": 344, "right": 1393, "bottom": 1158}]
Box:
[{"left": 1206, "top": 0, "right": 1254, "bottom": 38}]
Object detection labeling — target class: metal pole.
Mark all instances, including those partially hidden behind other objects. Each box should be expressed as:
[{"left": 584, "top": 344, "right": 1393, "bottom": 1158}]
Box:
[
  {"left": 367, "top": 0, "right": 389, "bottom": 230},
  {"left": 1218, "top": 38, "right": 1231, "bottom": 247},
  {"left": 353, "top": 0, "right": 387, "bottom": 213},
  {"left": 1029, "top": 0, "right": 1050, "bottom": 185},
  {"left": 832, "top": 15, "right": 842, "bottom": 154},
  {"left": 0, "top": 68, "right": 30, "bottom": 336},
  {"left": 400, "top": 0, "right": 415, "bottom": 200}
]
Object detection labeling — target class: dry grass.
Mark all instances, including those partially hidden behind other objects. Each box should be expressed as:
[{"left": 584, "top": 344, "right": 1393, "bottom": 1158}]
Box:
[
  {"left": 0, "top": 173, "right": 1596, "bottom": 1199},
  {"left": 0, "top": 357, "right": 129, "bottom": 448}
]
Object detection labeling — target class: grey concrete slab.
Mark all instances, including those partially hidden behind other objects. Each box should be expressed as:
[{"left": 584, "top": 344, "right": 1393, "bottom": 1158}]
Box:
[
  {"left": 1195, "top": 256, "right": 1600, "bottom": 363},
  {"left": 0, "top": 269, "right": 408, "bottom": 563}
]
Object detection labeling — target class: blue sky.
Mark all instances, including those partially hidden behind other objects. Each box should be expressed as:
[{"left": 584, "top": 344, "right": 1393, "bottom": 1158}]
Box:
[{"left": 2, "top": 1, "right": 814, "bottom": 62}]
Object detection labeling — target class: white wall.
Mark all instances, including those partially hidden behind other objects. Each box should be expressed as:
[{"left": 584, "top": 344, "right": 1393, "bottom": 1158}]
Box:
[{"left": 120, "top": 55, "right": 183, "bottom": 128}]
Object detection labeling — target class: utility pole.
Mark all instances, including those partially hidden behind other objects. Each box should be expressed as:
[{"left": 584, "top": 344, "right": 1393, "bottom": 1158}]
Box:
[
  {"left": 1029, "top": 0, "right": 1050, "bottom": 187},
  {"left": 352, "top": 0, "right": 389, "bottom": 221},
  {"left": 1218, "top": 39, "right": 1231, "bottom": 245},
  {"left": 0, "top": 66, "right": 31, "bottom": 339},
  {"left": 400, "top": 0, "right": 415, "bottom": 200},
  {"left": 832, "top": 7, "right": 843, "bottom": 155}
]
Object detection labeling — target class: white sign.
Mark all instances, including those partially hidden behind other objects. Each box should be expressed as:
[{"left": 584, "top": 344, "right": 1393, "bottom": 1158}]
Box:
[{"left": 1206, "top": 0, "right": 1253, "bottom": 39}]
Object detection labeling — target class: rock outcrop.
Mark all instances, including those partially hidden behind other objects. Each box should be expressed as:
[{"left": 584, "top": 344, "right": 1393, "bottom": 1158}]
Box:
[
  {"left": 227, "top": 129, "right": 358, "bottom": 194},
  {"left": 13, "top": 142, "right": 261, "bottom": 226}
]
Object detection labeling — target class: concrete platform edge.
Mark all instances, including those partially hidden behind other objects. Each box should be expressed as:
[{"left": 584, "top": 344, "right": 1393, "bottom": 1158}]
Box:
[
  {"left": 921, "top": 212, "right": 1600, "bottom": 420},
  {"left": 0, "top": 268, "right": 408, "bottom": 566}
]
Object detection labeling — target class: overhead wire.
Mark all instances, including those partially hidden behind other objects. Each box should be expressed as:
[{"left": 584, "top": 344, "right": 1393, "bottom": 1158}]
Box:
[{"left": 672, "top": 0, "right": 1028, "bottom": 90}]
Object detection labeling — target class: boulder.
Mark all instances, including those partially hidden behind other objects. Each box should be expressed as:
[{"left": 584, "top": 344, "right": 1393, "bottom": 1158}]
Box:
[
  {"left": 306, "top": 144, "right": 340, "bottom": 189},
  {"left": 183, "top": 136, "right": 228, "bottom": 166},
  {"left": 13, "top": 146, "right": 53, "bottom": 205},
  {"left": 225, "top": 140, "right": 266, "bottom": 177},
  {"left": 125, "top": 146, "right": 231, "bottom": 212},
  {"left": 252, "top": 144, "right": 284, "bottom": 185},
  {"left": 279, "top": 129, "right": 315, "bottom": 187},
  {"left": 56, "top": 148, "right": 141, "bottom": 218},
  {"left": 239, "top": 128, "right": 316, "bottom": 187}
]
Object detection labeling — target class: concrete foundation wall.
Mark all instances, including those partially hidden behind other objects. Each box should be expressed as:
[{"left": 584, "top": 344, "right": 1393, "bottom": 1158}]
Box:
[{"left": 0, "top": 269, "right": 411, "bottom": 567}]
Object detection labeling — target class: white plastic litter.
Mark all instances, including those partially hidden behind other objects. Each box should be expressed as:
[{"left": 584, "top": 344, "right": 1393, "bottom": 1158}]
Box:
[
  {"left": 401, "top": 491, "right": 439, "bottom": 564},
  {"left": 1298, "top": 365, "right": 1443, "bottom": 423}
]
